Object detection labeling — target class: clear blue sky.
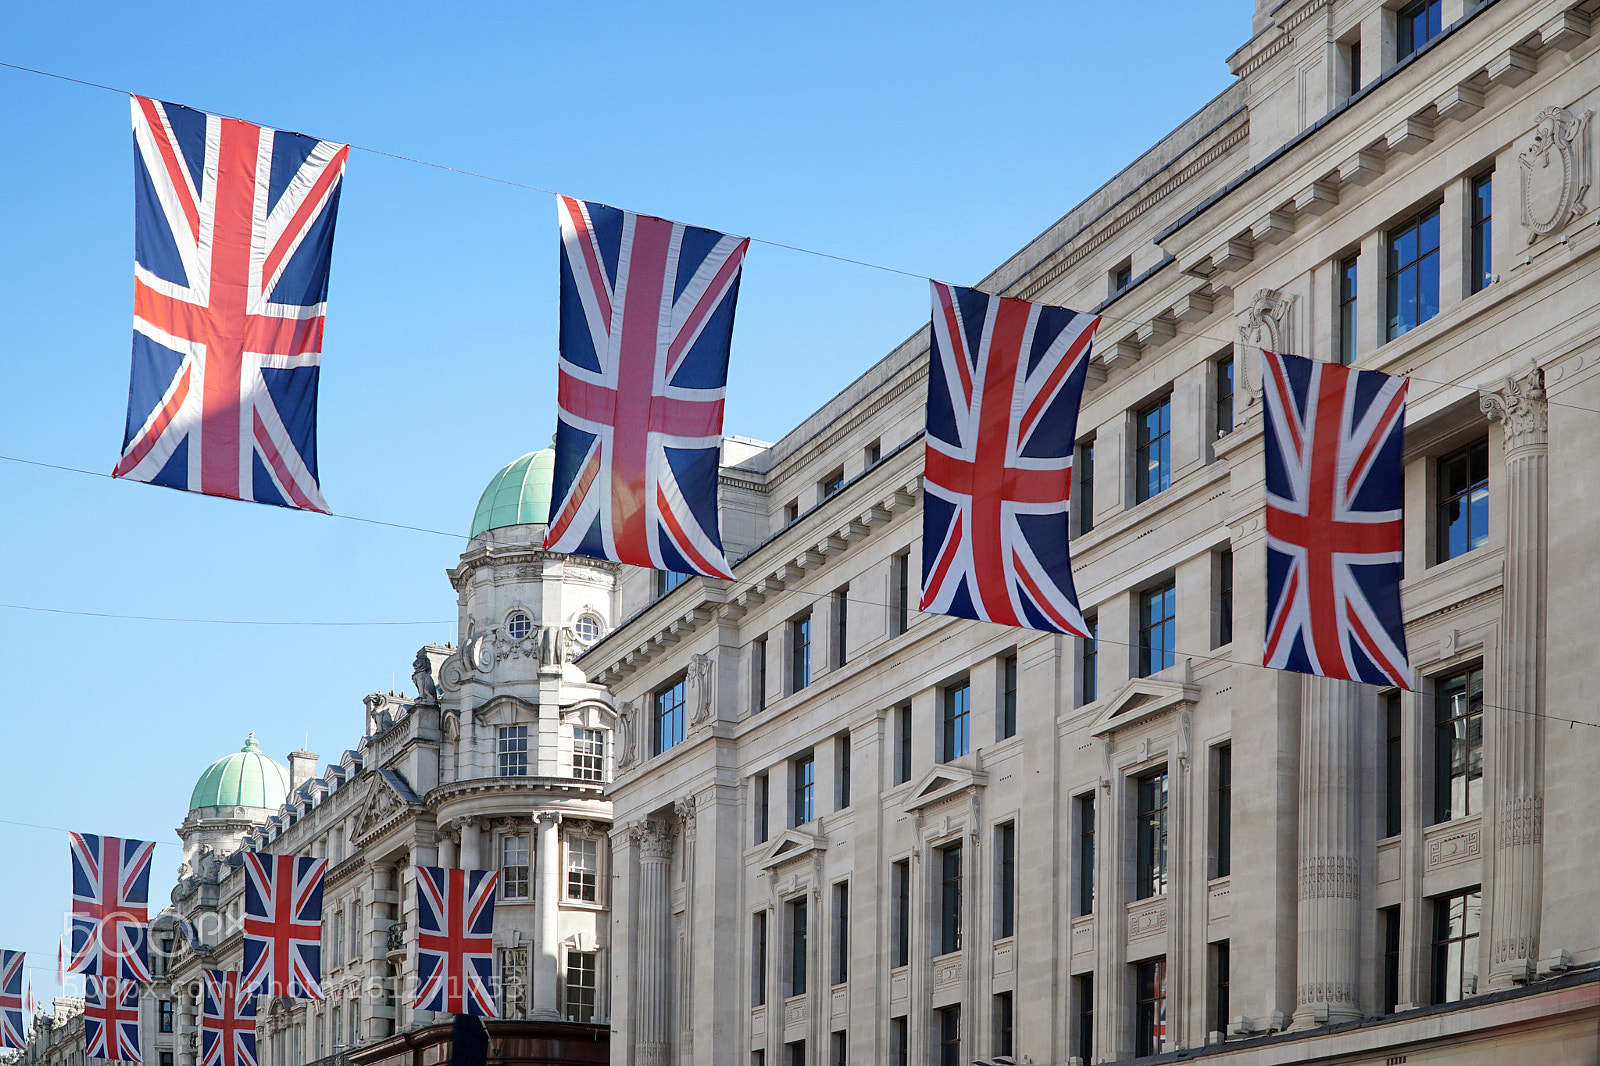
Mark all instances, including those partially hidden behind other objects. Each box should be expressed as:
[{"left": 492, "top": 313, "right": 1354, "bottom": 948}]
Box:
[{"left": 0, "top": 1, "right": 1247, "bottom": 1000}]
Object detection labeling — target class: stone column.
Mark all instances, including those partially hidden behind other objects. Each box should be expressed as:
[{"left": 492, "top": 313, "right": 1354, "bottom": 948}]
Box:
[
  {"left": 632, "top": 819, "right": 675, "bottom": 1066},
  {"left": 531, "top": 812, "right": 563, "bottom": 1018},
  {"left": 1291, "top": 674, "right": 1363, "bottom": 1027},
  {"left": 459, "top": 816, "right": 482, "bottom": 870},
  {"left": 1480, "top": 366, "right": 1548, "bottom": 988}
]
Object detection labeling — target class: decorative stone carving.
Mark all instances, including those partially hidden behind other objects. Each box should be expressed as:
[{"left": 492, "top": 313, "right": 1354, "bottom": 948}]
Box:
[
  {"left": 631, "top": 818, "right": 674, "bottom": 861},
  {"left": 673, "top": 795, "right": 697, "bottom": 834},
  {"left": 1480, "top": 364, "right": 1549, "bottom": 449},
  {"left": 498, "top": 945, "right": 531, "bottom": 1018},
  {"left": 384, "top": 920, "right": 406, "bottom": 953},
  {"left": 615, "top": 700, "right": 639, "bottom": 772},
  {"left": 1298, "top": 855, "right": 1361, "bottom": 899},
  {"left": 538, "top": 625, "right": 568, "bottom": 670},
  {"left": 411, "top": 648, "right": 440, "bottom": 706},
  {"left": 1519, "top": 105, "right": 1592, "bottom": 244},
  {"left": 687, "top": 653, "right": 715, "bottom": 726},
  {"left": 362, "top": 693, "right": 397, "bottom": 736},
  {"left": 1236, "top": 288, "right": 1296, "bottom": 405}
]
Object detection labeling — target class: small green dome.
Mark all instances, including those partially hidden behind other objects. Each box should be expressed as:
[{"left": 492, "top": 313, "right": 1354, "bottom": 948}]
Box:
[
  {"left": 470, "top": 448, "right": 555, "bottom": 536},
  {"left": 189, "top": 734, "right": 291, "bottom": 812}
]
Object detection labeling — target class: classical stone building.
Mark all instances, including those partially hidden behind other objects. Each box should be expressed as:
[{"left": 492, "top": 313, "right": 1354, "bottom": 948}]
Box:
[{"left": 590, "top": 0, "right": 1600, "bottom": 1063}]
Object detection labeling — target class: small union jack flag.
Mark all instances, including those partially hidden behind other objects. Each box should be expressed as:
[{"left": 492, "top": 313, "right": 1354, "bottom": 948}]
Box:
[
  {"left": 241, "top": 855, "right": 326, "bottom": 999},
  {"left": 921, "top": 282, "right": 1100, "bottom": 635},
  {"left": 85, "top": 976, "right": 142, "bottom": 1063},
  {"left": 413, "top": 866, "right": 498, "bottom": 1017},
  {"left": 1262, "top": 350, "right": 1411, "bottom": 687},
  {"left": 0, "top": 950, "right": 24, "bottom": 1049},
  {"left": 547, "top": 196, "right": 749, "bottom": 580},
  {"left": 69, "top": 833, "right": 155, "bottom": 981},
  {"left": 202, "top": 970, "right": 259, "bottom": 1066},
  {"left": 114, "top": 96, "right": 348, "bottom": 512}
]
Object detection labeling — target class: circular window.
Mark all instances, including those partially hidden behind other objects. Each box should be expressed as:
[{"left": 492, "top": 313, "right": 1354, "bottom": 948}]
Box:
[
  {"left": 506, "top": 612, "right": 533, "bottom": 640},
  {"left": 574, "top": 614, "right": 603, "bottom": 643}
]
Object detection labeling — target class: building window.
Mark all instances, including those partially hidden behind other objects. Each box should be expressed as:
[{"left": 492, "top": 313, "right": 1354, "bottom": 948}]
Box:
[
  {"left": 573, "top": 613, "right": 603, "bottom": 643},
  {"left": 832, "top": 881, "right": 850, "bottom": 985},
  {"left": 890, "top": 551, "right": 911, "bottom": 636},
  {"left": 821, "top": 466, "right": 846, "bottom": 499},
  {"left": 941, "top": 679, "right": 970, "bottom": 762},
  {"left": 1215, "top": 744, "right": 1232, "bottom": 878},
  {"left": 1346, "top": 38, "right": 1362, "bottom": 96},
  {"left": 1112, "top": 259, "right": 1133, "bottom": 294},
  {"left": 832, "top": 586, "right": 849, "bottom": 669},
  {"left": 1215, "top": 548, "right": 1233, "bottom": 647},
  {"left": 497, "top": 725, "right": 529, "bottom": 777},
  {"left": 332, "top": 1006, "right": 341, "bottom": 1048},
  {"left": 788, "top": 897, "right": 808, "bottom": 997},
  {"left": 1471, "top": 172, "right": 1493, "bottom": 294},
  {"left": 1215, "top": 355, "right": 1234, "bottom": 438},
  {"left": 831, "top": 1030, "right": 847, "bottom": 1066},
  {"left": 1384, "top": 691, "right": 1403, "bottom": 837},
  {"left": 752, "top": 636, "right": 768, "bottom": 714},
  {"left": 653, "top": 676, "right": 687, "bottom": 755},
  {"left": 993, "top": 991, "right": 1014, "bottom": 1057},
  {"left": 865, "top": 439, "right": 882, "bottom": 466},
  {"left": 1136, "top": 770, "right": 1170, "bottom": 899},
  {"left": 784, "top": 500, "right": 800, "bottom": 526},
  {"left": 1397, "top": 0, "right": 1442, "bottom": 60},
  {"left": 1074, "top": 973, "right": 1094, "bottom": 1063},
  {"left": 158, "top": 1000, "right": 173, "bottom": 1033},
  {"left": 656, "top": 569, "right": 690, "bottom": 597},
  {"left": 1135, "top": 957, "right": 1168, "bottom": 1057},
  {"left": 1434, "top": 664, "right": 1484, "bottom": 823},
  {"left": 1000, "top": 653, "right": 1018, "bottom": 739},
  {"left": 891, "top": 859, "right": 911, "bottom": 968},
  {"left": 1080, "top": 613, "right": 1098, "bottom": 705},
  {"left": 161, "top": 1053, "right": 175, "bottom": 1066},
  {"left": 754, "top": 772, "right": 770, "bottom": 845},
  {"left": 1339, "top": 253, "right": 1359, "bottom": 365},
  {"left": 1135, "top": 395, "right": 1173, "bottom": 502},
  {"left": 752, "top": 911, "right": 768, "bottom": 1006},
  {"left": 889, "top": 1017, "right": 908, "bottom": 1066},
  {"left": 1387, "top": 205, "right": 1441, "bottom": 341},
  {"left": 1436, "top": 438, "right": 1489, "bottom": 564},
  {"left": 836, "top": 734, "right": 852, "bottom": 811},
  {"left": 1077, "top": 437, "right": 1096, "bottom": 535},
  {"left": 793, "top": 751, "right": 815, "bottom": 827},
  {"left": 350, "top": 999, "right": 361, "bottom": 1044},
  {"left": 995, "top": 821, "right": 1016, "bottom": 939},
  {"left": 937, "top": 1005, "right": 962, "bottom": 1066},
  {"left": 786, "top": 1041, "right": 805, "bottom": 1066},
  {"left": 1076, "top": 793, "right": 1096, "bottom": 916},
  {"left": 937, "top": 842, "right": 963, "bottom": 956},
  {"left": 505, "top": 611, "right": 533, "bottom": 640},
  {"left": 1139, "top": 581, "right": 1177, "bottom": 677},
  {"left": 572, "top": 727, "right": 604, "bottom": 782},
  {"left": 501, "top": 834, "right": 530, "bottom": 900},
  {"left": 895, "top": 704, "right": 913, "bottom": 785},
  {"left": 1432, "top": 889, "right": 1481, "bottom": 1003},
  {"left": 1211, "top": 941, "right": 1231, "bottom": 1036},
  {"left": 1381, "top": 906, "right": 1402, "bottom": 1013},
  {"left": 790, "top": 614, "right": 812, "bottom": 692},
  {"left": 567, "top": 836, "right": 598, "bottom": 902},
  {"left": 564, "top": 950, "right": 597, "bottom": 1022}
]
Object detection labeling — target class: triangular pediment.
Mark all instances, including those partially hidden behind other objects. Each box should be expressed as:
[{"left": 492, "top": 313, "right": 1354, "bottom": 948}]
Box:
[
  {"left": 759, "top": 827, "right": 827, "bottom": 871},
  {"left": 902, "top": 761, "right": 988, "bottom": 814},
  {"left": 1089, "top": 676, "right": 1200, "bottom": 737},
  {"left": 351, "top": 771, "right": 422, "bottom": 846}
]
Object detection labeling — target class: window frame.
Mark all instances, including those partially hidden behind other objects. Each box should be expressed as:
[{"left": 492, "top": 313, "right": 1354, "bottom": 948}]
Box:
[
  {"left": 1215, "top": 548, "right": 1233, "bottom": 648},
  {"left": 787, "top": 896, "right": 808, "bottom": 997},
  {"left": 1435, "top": 438, "right": 1489, "bottom": 565},
  {"left": 1135, "top": 395, "right": 1173, "bottom": 503},
  {"left": 891, "top": 858, "right": 912, "bottom": 969},
  {"left": 564, "top": 949, "right": 598, "bottom": 1022},
  {"left": 500, "top": 832, "right": 531, "bottom": 900},
  {"left": 1076, "top": 792, "right": 1096, "bottom": 917},
  {"left": 1387, "top": 204, "right": 1442, "bottom": 342},
  {"left": 1000, "top": 653, "right": 1018, "bottom": 740},
  {"left": 656, "top": 569, "right": 690, "bottom": 598},
  {"left": 652, "top": 675, "right": 687, "bottom": 756},
  {"left": 1080, "top": 613, "right": 1099, "bottom": 706},
  {"left": 895, "top": 704, "right": 913, "bottom": 785},
  {"left": 1214, "top": 355, "right": 1234, "bottom": 439},
  {"left": 1139, "top": 581, "right": 1177, "bottom": 677},
  {"left": 566, "top": 834, "right": 599, "bottom": 902},
  {"left": 1077, "top": 436, "right": 1096, "bottom": 535},
  {"left": 1214, "top": 743, "right": 1232, "bottom": 878},
  {"left": 792, "top": 750, "right": 816, "bottom": 827},
  {"left": 1136, "top": 769, "right": 1171, "bottom": 900},
  {"left": 790, "top": 614, "right": 812, "bottom": 693},
  {"left": 832, "top": 586, "right": 849, "bottom": 669},
  {"left": 1470, "top": 171, "right": 1494, "bottom": 295},
  {"left": 754, "top": 772, "right": 770, "bottom": 845},
  {"left": 752, "top": 635, "right": 768, "bottom": 714},
  {"left": 497, "top": 725, "right": 530, "bottom": 777},
  {"left": 572, "top": 726, "right": 604, "bottom": 782},
  {"left": 1431, "top": 888, "right": 1482, "bottom": 1004},
  {"left": 1134, "top": 956, "right": 1168, "bottom": 1057},
  {"left": 890, "top": 551, "right": 911, "bottom": 636},
  {"left": 752, "top": 910, "right": 768, "bottom": 1006},
  {"left": 835, "top": 733, "right": 852, "bottom": 811},
  {"left": 937, "top": 840, "right": 963, "bottom": 956},
  {"left": 1397, "top": 0, "right": 1442, "bottom": 60},
  {"left": 1433, "top": 663, "right": 1484, "bottom": 824},
  {"left": 1074, "top": 973, "right": 1094, "bottom": 1064},
  {"left": 995, "top": 821, "right": 1016, "bottom": 939},
  {"left": 941, "top": 678, "right": 971, "bottom": 762},
  {"left": 831, "top": 880, "right": 850, "bottom": 986},
  {"left": 1338, "top": 253, "right": 1360, "bottom": 365}
]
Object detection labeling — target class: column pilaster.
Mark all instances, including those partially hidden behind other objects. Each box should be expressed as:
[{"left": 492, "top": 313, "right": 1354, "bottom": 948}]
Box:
[
  {"left": 531, "top": 812, "right": 563, "bottom": 1018},
  {"left": 633, "top": 819, "right": 675, "bottom": 1066}
]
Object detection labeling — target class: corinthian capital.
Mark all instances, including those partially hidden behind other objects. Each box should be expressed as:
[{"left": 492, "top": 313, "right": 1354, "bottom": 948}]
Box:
[
  {"left": 1480, "top": 364, "right": 1548, "bottom": 449},
  {"left": 630, "top": 818, "right": 675, "bottom": 861}
]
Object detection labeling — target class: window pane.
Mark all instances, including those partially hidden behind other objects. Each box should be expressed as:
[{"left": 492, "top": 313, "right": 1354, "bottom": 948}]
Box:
[
  {"left": 654, "top": 678, "right": 686, "bottom": 755},
  {"left": 1137, "top": 771, "right": 1170, "bottom": 899},
  {"left": 942, "top": 681, "right": 970, "bottom": 761}
]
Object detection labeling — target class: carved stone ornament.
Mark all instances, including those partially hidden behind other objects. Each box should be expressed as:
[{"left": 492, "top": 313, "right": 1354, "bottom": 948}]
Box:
[
  {"left": 1480, "top": 363, "right": 1549, "bottom": 449},
  {"left": 673, "top": 794, "right": 697, "bottom": 833},
  {"left": 1236, "top": 288, "right": 1296, "bottom": 405},
  {"left": 615, "top": 700, "right": 639, "bottom": 772},
  {"left": 363, "top": 693, "right": 397, "bottom": 736},
  {"left": 1519, "top": 105, "right": 1592, "bottom": 244},
  {"left": 631, "top": 818, "right": 674, "bottom": 861},
  {"left": 687, "top": 653, "right": 715, "bottom": 726},
  {"left": 411, "top": 648, "right": 440, "bottom": 706}
]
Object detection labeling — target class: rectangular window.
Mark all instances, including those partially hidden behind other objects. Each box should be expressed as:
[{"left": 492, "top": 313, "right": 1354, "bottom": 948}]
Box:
[
  {"left": 1215, "top": 356, "right": 1234, "bottom": 438},
  {"left": 832, "top": 586, "right": 849, "bottom": 668},
  {"left": 1398, "top": 0, "right": 1442, "bottom": 59},
  {"left": 564, "top": 950, "right": 597, "bottom": 1022},
  {"left": 891, "top": 552, "right": 911, "bottom": 636},
  {"left": 572, "top": 727, "right": 604, "bottom": 781},
  {"left": 832, "top": 881, "right": 850, "bottom": 985},
  {"left": 1136, "top": 396, "right": 1173, "bottom": 502},
  {"left": 892, "top": 859, "right": 911, "bottom": 968},
  {"left": 1139, "top": 581, "right": 1177, "bottom": 677},
  {"left": 1216, "top": 548, "right": 1233, "bottom": 647},
  {"left": 657, "top": 569, "right": 691, "bottom": 597},
  {"left": 1471, "top": 172, "right": 1494, "bottom": 294},
  {"left": 831, "top": 1030, "right": 847, "bottom": 1066},
  {"left": 895, "top": 704, "right": 913, "bottom": 785},
  {"left": 1137, "top": 770, "right": 1170, "bottom": 899},
  {"left": 1215, "top": 744, "right": 1232, "bottom": 878},
  {"left": 1135, "top": 957, "right": 1168, "bottom": 1057},
  {"left": 497, "top": 725, "right": 529, "bottom": 777},
  {"left": 1387, "top": 205, "right": 1441, "bottom": 341},
  {"left": 790, "top": 614, "right": 812, "bottom": 692},
  {"left": 501, "top": 834, "right": 530, "bottom": 899},
  {"left": 158, "top": 1000, "right": 174, "bottom": 1033},
  {"left": 653, "top": 676, "right": 687, "bottom": 755},
  {"left": 567, "top": 836, "right": 598, "bottom": 902},
  {"left": 1074, "top": 973, "right": 1094, "bottom": 1064},
  {"left": 788, "top": 897, "right": 808, "bottom": 996},
  {"left": 1112, "top": 259, "right": 1133, "bottom": 293},
  {"left": 754, "top": 772, "right": 770, "bottom": 845},
  {"left": 161, "top": 1053, "right": 174, "bottom": 1066},
  {"left": 1076, "top": 793, "right": 1096, "bottom": 916},
  {"left": 995, "top": 821, "right": 1016, "bottom": 939},
  {"left": 1385, "top": 692, "right": 1403, "bottom": 837},
  {"left": 1436, "top": 439, "right": 1489, "bottom": 563},
  {"left": 1348, "top": 39, "right": 1362, "bottom": 95},
  {"left": 784, "top": 500, "right": 800, "bottom": 526},
  {"left": 1339, "top": 254, "right": 1359, "bottom": 365},
  {"left": 1211, "top": 941, "right": 1231, "bottom": 1035},
  {"left": 1432, "top": 889, "right": 1481, "bottom": 1003},
  {"left": 1077, "top": 437, "right": 1096, "bottom": 535},
  {"left": 793, "top": 751, "right": 815, "bottom": 826},
  {"left": 1080, "top": 613, "right": 1098, "bottom": 705},
  {"left": 836, "top": 734, "right": 852, "bottom": 811},
  {"left": 1000, "top": 654, "right": 1018, "bottom": 739},
  {"left": 752, "top": 911, "right": 768, "bottom": 1006},
  {"left": 993, "top": 991, "right": 1014, "bottom": 1058},
  {"left": 937, "top": 1005, "right": 962, "bottom": 1066},
  {"left": 942, "top": 679, "right": 970, "bottom": 762},
  {"left": 752, "top": 637, "right": 768, "bottom": 714},
  {"left": 350, "top": 896, "right": 362, "bottom": 958},
  {"left": 1434, "top": 665, "right": 1484, "bottom": 823},
  {"left": 889, "top": 1017, "right": 908, "bottom": 1066},
  {"left": 865, "top": 439, "right": 881, "bottom": 466},
  {"left": 937, "top": 842, "right": 963, "bottom": 956},
  {"left": 786, "top": 1041, "right": 805, "bottom": 1066},
  {"left": 754, "top": 1053, "right": 765, "bottom": 1066},
  {"left": 821, "top": 466, "right": 846, "bottom": 499},
  {"left": 1381, "top": 906, "right": 1401, "bottom": 1013}
]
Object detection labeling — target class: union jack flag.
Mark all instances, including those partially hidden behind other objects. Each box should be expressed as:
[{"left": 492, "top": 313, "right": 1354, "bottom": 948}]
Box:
[
  {"left": 1262, "top": 350, "right": 1411, "bottom": 687},
  {"left": 114, "top": 96, "right": 348, "bottom": 512},
  {"left": 547, "top": 196, "right": 749, "bottom": 580},
  {"left": 201, "top": 970, "right": 258, "bottom": 1066},
  {"left": 0, "top": 950, "right": 24, "bottom": 1049},
  {"left": 69, "top": 833, "right": 155, "bottom": 981},
  {"left": 413, "top": 866, "right": 498, "bottom": 1017},
  {"left": 85, "top": 976, "right": 142, "bottom": 1063},
  {"left": 920, "top": 282, "right": 1100, "bottom": 635},
  {"left": 240, "top": 855, "right": 326, "bottom": 999}
]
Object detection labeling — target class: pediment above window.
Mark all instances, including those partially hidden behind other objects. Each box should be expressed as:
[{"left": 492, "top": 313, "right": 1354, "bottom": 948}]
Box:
[
  {"left": 1089, "top": 676, "right": 1200, "bottom": 738},
  {"left": 470, "top": 694, "right": 540, "bottom": 727},
  {"left": 902, "top": 762, "right": 988, "bottom": 815},
  {"left": 759, "top": 828, "right": 828, "bottom": 872}
]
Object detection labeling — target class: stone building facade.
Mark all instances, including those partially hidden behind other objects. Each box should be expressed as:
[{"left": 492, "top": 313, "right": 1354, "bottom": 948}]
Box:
[{"left": 589, "top": 0, "right": 1600, "bottom": 1063}]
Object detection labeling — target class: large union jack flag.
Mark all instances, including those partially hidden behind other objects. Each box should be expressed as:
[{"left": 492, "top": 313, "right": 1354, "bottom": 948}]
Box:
[
  {"left": 0, "top": 950, "right": 24, "bottom": 1049},
  {"left": 1263, "top": 350, "right": 1411, "bottom": 687},
  {"left": 201, "top": 970, "right": 259, "bottom": 1066},
  {"left": 240, "top": 854, "right": 326, "bottom": 999},
  {"left": 920, "top": 282, "right": 1100, "bottom": 635},
  {"left": 413, "top": 866, "right": 498, "bottom": 1017},
  {"left": 85, "top": 976, "right": 142, "bottom": 1063},
  {"left": 69, "top": 833, "right": 155, "bottom": 981},
  {"left": 547, "top": 196, "right": 749, "bottom": 580},
  {"left": 113, "top": 95, "right": 348, "bottom": 512}
]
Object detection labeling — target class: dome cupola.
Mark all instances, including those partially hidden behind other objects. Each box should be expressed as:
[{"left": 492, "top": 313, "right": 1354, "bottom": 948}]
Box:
[
  {"left": 188, "top": 733, "right": 291, "bottom": 812},
  {"left": 470, "top": 448, "right": 555, "bottom": 537}
]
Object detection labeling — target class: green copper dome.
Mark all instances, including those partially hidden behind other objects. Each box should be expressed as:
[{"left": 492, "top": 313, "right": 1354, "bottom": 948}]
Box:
[
  {"left": 470, "top": 448, "right": 554, "bottom": 536},
  {"left": 189, "top": 734, "right": 291, "bottom": 812}
]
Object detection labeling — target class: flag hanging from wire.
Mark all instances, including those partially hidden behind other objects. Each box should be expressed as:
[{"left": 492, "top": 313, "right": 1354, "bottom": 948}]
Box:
[
  {"left": 413, "top": 866, "right": 498, "bottom": 1017},
  {"left": 0, "top": 950, "right": 24, "bottom": 1049},
  {"left": 85, "top": 976, "right": 142, "bottom": 1063},
  {"left": 240, "top": 854, "right": 326, "bottom": 999},
  {"left": 114, "top": 95, "right": 348, "bottom": 512},
  {"left": 201, "top": 970, "right": 259, "bottom": 1066},
  {"left": 1262, "top": 349, "right": 1410, "bottom": 687},
  {"left": 547, "top": 196, "right": 748, "bottom": 579},
  {"left": 69, "top": 833, "right": 155, "bottom": 981}
]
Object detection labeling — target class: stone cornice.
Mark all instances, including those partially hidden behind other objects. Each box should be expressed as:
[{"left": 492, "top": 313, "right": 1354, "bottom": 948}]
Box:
[
  {"left": 425, "top": 776, "right": 606, "bottom": 810},
  {"left": 448, "top": 544, "right": 621, "bottom": 591}
]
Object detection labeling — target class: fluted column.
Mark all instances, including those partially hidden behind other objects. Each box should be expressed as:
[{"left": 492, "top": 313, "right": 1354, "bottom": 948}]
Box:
[
  {"left": 531, "top": 812, "right": 563, "bottom": 1017},
  {"left": 1480, "top": 366, "right": 1548, "bottom": 988},
  {"left": 633, "top": 819, "right": 675, "bottom": 1066},
  {"left": 1291, "top": 673, "right": 1363, "bottom": 1027}
]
